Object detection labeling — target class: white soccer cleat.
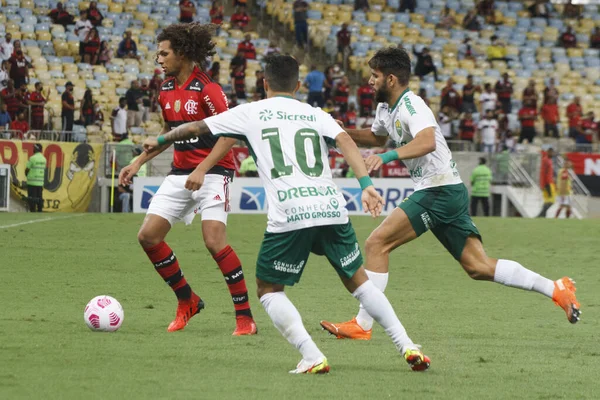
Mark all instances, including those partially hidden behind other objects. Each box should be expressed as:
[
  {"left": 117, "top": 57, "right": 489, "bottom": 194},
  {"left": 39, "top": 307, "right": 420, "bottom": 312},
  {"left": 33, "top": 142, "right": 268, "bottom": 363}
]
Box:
[{"left": 289, "top": 357, "right": 330, "bottom": 374}]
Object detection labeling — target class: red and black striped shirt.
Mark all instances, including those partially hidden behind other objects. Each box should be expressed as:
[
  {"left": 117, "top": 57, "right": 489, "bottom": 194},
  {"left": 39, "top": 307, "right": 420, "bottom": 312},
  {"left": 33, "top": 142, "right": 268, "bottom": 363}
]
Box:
[{"left": 158, "top": 66, "right": 235, "bottom": 175}]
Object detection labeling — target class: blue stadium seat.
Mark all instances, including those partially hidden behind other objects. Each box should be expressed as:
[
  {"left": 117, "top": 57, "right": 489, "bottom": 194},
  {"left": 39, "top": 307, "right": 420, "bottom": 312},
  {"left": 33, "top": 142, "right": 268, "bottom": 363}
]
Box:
[{"left": 61, "top": 56, "right": 74, "bottom": 63}]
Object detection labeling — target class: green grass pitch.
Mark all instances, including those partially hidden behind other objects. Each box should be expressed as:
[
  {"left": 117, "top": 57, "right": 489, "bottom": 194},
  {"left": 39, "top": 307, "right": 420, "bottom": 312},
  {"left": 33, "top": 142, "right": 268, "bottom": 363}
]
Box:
[{"left": 0, "top": 214, "right": 598, "bottom": 399}]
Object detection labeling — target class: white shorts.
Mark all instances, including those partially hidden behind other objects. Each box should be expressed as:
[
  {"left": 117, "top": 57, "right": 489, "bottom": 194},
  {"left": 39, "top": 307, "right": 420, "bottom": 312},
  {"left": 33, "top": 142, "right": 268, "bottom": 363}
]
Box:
[
  {"left": 147, "top": 174, "right": 231, "bottom": 226},
  {"left": 557, "top": 195, "right": 572, "bottom": 206}
]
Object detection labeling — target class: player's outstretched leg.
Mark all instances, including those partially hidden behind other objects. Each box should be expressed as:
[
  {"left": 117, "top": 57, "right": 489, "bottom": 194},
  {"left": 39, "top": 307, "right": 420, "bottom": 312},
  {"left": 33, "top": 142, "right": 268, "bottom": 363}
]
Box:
[
  {"left": 138, "top": 215, "right": 204, "bottom": 332},
  {"left": 321, "top": 209, "right": 417, "bottom": 339},
  {"left": 460, "top": 236, "right": 581, "bottom": 324},
  {"left": 341, "top": 268, "right": 430, "bottom": 371},
  {"left": 258, "top": 280, "right": 329, "bottom": 374},
  {"left": 203, "top": 220, "right": 257, "bottom": 336}
]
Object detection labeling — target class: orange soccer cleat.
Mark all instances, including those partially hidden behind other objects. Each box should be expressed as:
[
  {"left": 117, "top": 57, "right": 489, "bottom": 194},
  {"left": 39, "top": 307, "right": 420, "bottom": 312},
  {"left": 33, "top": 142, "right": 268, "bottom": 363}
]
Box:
[
  {"left": 232, "top": 315, "right": 258, "bottom": 336},
  {"left": 552, "top": 277, "right": 581, "bottom": 324},
  {"left": 320, "top": 318, "right": 372, "bottom": 340},
  {"left": 167, "top": 293, "right": 205, "bottom": 332}
]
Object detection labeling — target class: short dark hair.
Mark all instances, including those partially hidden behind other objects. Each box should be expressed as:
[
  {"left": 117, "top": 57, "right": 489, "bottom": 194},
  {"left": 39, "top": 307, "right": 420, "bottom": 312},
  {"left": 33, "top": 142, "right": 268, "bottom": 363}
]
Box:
[
  {"left": 156, "top": 23, "right": 217, "bottom": 65},
  {"left": 368, "top": 47, "right": 411, "bottom": 85},
  {"left": 264, "top": 55, "right": 299, "bottom": 92},
  {"left": 479, "top": 157, "right": 486, "bottom": 165}
]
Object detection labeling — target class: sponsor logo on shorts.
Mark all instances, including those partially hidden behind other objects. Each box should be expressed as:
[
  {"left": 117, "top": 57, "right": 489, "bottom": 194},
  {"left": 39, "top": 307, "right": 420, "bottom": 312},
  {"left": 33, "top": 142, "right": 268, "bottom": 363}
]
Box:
[
  {"left": 141, "top": 185, "right": 161, "bottom": 209},
  {"left": 340, "top": 242, "right": 360, "bottom": 268},
  {"left": 273, "top": 260, "right": 305, "bottom": 274},
  {"left": 240, "top": 187, "right": 266, "bottom": 210},
  {"left": 420, "top": 212, "right": 432, "bottom": 230}
]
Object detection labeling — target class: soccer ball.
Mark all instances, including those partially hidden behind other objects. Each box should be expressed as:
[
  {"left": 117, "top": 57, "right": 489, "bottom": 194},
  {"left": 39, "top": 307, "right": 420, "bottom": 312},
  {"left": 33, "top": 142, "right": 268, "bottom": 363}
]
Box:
[{"left": 84, "top": 295, "right": 124, "bottom": 332}]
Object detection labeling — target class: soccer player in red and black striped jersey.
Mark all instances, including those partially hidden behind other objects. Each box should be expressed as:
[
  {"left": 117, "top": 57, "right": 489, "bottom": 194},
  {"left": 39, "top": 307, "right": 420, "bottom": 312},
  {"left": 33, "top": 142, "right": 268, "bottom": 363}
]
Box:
[{"left": 119, "top": 23, "right": 257, "bottom": 335}]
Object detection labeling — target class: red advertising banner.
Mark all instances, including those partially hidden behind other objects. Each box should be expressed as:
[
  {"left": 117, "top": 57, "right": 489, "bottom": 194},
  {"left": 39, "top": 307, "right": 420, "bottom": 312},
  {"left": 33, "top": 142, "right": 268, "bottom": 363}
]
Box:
[{"left": 565, "top": 152, "right": 600, "bottom": 196}]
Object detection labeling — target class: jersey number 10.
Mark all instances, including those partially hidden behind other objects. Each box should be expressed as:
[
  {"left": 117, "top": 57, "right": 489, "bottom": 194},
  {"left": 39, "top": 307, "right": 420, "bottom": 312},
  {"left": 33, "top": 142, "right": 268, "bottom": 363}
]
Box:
[{"left": 262, "top": 128, "right": 324, "bottom": 179}]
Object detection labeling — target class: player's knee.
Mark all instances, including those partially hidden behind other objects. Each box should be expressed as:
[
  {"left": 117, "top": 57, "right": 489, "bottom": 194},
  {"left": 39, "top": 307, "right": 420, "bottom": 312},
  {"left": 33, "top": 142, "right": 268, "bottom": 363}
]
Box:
[
  {"left": 365, "top": 231, "right": 385, "bottom": 255},
  {"left": 137, "top": 229, "right": 161, "bottom": 249},
  {"left": 203, "top": 235, "right": 226, "bottom": 256}
]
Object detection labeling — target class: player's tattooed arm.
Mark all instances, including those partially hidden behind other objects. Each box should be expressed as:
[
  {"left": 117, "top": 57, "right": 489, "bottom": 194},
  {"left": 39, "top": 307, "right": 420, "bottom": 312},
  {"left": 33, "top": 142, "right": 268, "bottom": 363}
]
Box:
[{"left": 162, "top": 120, "right": 212, "bottom": 142}]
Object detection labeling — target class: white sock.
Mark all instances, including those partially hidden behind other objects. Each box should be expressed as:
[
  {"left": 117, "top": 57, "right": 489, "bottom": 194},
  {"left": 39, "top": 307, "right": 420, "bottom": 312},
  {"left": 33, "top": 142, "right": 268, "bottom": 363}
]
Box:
[
  {"left": 355, "top": 270, "right": 389, "bottom": 330},
  {"left": 260, "top": 292, "right": 324, "bottom": 363},
  {"left": 494, "top": 259, "right": 554, "bottom": 298},
  {"left": 352, "top": 280, "right": 415, "bottom": 354}
]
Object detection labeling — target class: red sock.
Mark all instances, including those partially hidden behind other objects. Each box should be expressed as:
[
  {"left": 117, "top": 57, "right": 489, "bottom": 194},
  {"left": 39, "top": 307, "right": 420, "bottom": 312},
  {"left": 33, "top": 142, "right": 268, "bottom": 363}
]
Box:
[
  {"left": 555, "top": 208, "right": 561, "bottom": 218},
  {"left": 214, "top": 245, "right": 252, "bottom": 318},
  {"left": 144, "top": 241, "right": 192, "bottom": 300},
  {"left": 566, "top": 208, "right": 571, "bottom": 218}
]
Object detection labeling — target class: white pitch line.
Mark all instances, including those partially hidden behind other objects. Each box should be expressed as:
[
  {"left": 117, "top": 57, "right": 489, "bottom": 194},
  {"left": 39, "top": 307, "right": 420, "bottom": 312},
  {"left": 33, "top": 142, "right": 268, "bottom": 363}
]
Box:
[{"left": 0, "top": 214, "right": 86, "bottom": 229}]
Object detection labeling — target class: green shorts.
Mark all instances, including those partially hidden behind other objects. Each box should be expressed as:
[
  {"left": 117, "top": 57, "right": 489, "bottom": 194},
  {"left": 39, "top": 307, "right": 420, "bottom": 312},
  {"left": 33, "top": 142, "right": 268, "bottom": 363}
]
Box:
[
  {"left": 256, "top": 222, "right": 363, "bottom": 286},
  {"left": 399, "top": 183, "right": 481, "bottom": 260}
]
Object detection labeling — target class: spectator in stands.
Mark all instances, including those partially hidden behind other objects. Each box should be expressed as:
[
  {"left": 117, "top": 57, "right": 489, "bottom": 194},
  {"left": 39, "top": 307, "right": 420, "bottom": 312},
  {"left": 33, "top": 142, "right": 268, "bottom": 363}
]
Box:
[
  {"left": 522, "top": 79, "right": 538, "bottom": 106},
  {"left": 16, "top": 83, "right": 30, "bottom": 116},
  {"left": 566, "top": 96, "right": 582, "bottom": 138},
  {"left": 111, "top": 97, "right": 127, "bottom": 141},
  {"left": 357, "top": 77, "right": 374, "bottom": 114},
  {"left": 413, "top": 47, "right": 438, "bottom": 81},
  {"left": 117, "top": 31, "right": 139, "bottom": 59},
  {"left": 231, "top": 5, "right": 250, "bottom": 31},
  {"left": 231, "top": 64, "right": 246, "bottom": 100},
  {"left": 495, "top": 73, "right": 513, "bottom": 114},
  {"left": 228, "top": 93, "right": 238, "bottom": 108},
  {"left": 590, "top": 27, "right": 600, "bottom": 49},
  {"left": 470, "top": 157, "right": 492, "bottom": 216},
  {"left": 1, "top": 79, "right": 18, "bottom": 120},
  {"left": 61, "top": 81, "right": 75, "bottom": 136},
  {"left": 83, "top": 28, "right": 101, "bottom": 65},
  {"left": 93, "top": 102, "right": 104, "bottom": 128},
  {"left": 528, "top": 0, "right": 550, "bottom": 19},
  {"left": 543, "top": 78, "right": 559, "bottom": 105},
  {"left": 86, "top": 1, "right": 104, "bottom": 27},
  {"left": 49, "top": 3, "right": 74, "bottom": 27},
  {"left": 149, "top": 69, "right": 162, "bottom": 111},
  {"left": 140, "top": 78, "right": 151, "bottom": 122},
  {"left": 562, "top": 1, "right": 581, "bottom": 19},
  {"left": 304, "top": 65, "right": 325, "bottom": 107},
  {"left": 0, "top": 103, "right": 11, "bottom": 130},
  {"left": 264, "top": 41, "right": 281, "bottom": 57},
  {"left": 239, "top": 154, "right": 258, "bottom": 177},
  {"left": 323, "top": 66, "right": 335, "bottom": 102},
  {"left": 518, "top": 100, "right": 538, "bottom": 143},
  {"left": 462, "top": 8, "right": 481, "bottom": 32},
  {"left": 333, "top": 75, "right": 350, "bottom": 113},
  {"left": 418, "top": 88, "right": 430, "bottom": 107},
  {"left": 230, "top": 50, "right": 247, "bottom": 74},
  {"left": 458, "top": 37, "right": 477, "bottom": 61},
  {"left": 354, "top": 0, "right": 369, "bottom": 12},
  {"left": 0, "top": 33, "right": 13, "bottom": 62},
  {"left": 459, "top": 112, "right": 476, "bottom": 142},
  {"left": 10, "top": 110, "right": 29, "bottom": 139},
  {"left": 487, "top": 35, "right": 509, "bottom": 62},
  {"left": 75, "top": 11, "right": 93, "bottom": 61},
  {"left": 208, "top": 62, "right": 220, "bottom": 82},
  {"left": 477, "top": 109, "right": 498, "bottom": 153},
  {"left": 438, "top": 105, "right": 453, "bottom": 140},
  {"left": 179, "top": 0, "right": 196, "bottom": 23},
  {"left": 210, "top": 0, "right": 224, "bottom": 26},
  {"left": 255, "top": 70, "right": 265, "bottom": 100},
  {"left": 462, "top": 75, "right": 479, "bottom": 113},
  {"left": 79, "top": 89, "right": 95, "bottom": 127},
  {"left": 437, "top": 7, "right": 457, "bottom": 29},
  {"left": 237, "top": 34, "right": 256, "bottom": 60},
  {"left": 579, "top": 111, "right": 597, "bottom": 145},
  {"left": 8, "top": 50, "right": 28, "bottom": 89},
  {"left": 98, "top": 41, "right": 112, "bottom": 66},
  {"left": 118, "top": 184, "right": 133, "bottom": 212},
  {"left": 0, "top": 60, "right": 10, "bottom": 92},
  {"left": 322, "top": 99, "right": 335, "bottom": 117},
  {"left": 503, "top": 130, "right": 515, "bottom": 152},
  {"left": 399, "top": 0, "right": 416, "bottom": 13},
  {"left": 477, "top": 0, "right": 495, "bottom": 24},
  {"left": 441, "top": 78, "right": 462, "bottom": 116},
  {"left": 125, "top": 80, "right": 143, "bottom": 128},
  {"left": 560, "top": 26, "right": 577, "bottom": 49},
  {"left": 541, "top": 99, "right": 559, "bottom": 138},
  {"left": 343, "top": 102, "right": 358, "bottom": 129},
  {"left": 28, "top": 82, "right": 47, "bottom": 131},
  {"left": 293, "top": 0, "right": 309, "bottom": 48},
  {"left": 336, "top": 23, "right": 352, "bottom": 70},
  {"left": 538, "top": 148, "right": 555, "bottom": 218}
]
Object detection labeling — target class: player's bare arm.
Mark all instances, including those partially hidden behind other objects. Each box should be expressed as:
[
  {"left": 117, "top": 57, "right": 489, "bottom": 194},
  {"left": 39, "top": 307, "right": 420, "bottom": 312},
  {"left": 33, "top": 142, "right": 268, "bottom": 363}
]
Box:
[
  {"left": 120, "top": 125, "right": 170, "bottom": 185},
  {"left": 185, "top": 137, "right": 237, "bottom": 191},
  {"left": 365, "top": 127, "right": 436, "bottom": 173},
  {"left": 336, "top": 119, "right": 387, "bottom": 147},
  {"left": 142, "top": 120, "right": 211, "bottom": 152},
  {"left": 336, "top": 131, "right": 384, "bottom": 218}
]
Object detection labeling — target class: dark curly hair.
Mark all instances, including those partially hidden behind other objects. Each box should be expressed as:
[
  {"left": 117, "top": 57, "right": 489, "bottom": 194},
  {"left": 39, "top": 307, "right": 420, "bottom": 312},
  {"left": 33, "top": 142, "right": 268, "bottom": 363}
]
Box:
[
  {"left": 368, "top": 47, "right": 411, "bottom": 86},
  {"left": 156, "top": 23, "right": 217, "bottom": 65}
]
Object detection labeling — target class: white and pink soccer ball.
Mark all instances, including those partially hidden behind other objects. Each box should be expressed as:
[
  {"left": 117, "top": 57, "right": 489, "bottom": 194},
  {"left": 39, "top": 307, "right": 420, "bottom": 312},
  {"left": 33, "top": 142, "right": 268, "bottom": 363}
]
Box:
[{"left": 84, "top": 295, "right": 124, "bottom": 332}]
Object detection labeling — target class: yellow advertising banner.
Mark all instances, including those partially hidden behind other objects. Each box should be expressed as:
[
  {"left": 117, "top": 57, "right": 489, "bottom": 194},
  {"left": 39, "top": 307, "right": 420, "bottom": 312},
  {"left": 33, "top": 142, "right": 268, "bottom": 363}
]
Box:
[{"left": 0, "top": 140, "right": 103, "bottom": 212}]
